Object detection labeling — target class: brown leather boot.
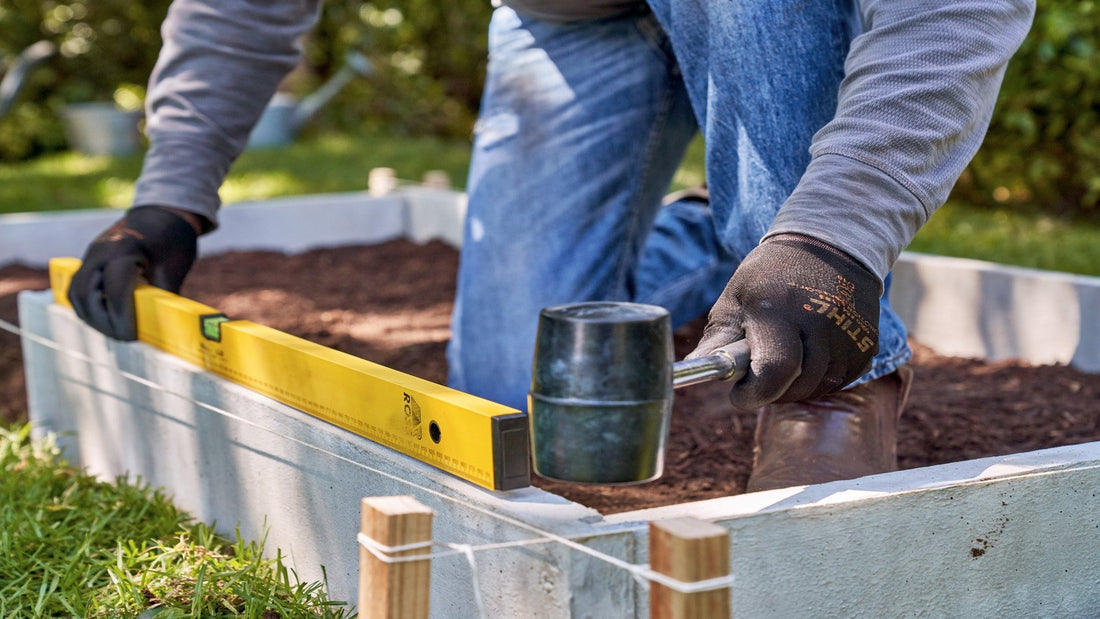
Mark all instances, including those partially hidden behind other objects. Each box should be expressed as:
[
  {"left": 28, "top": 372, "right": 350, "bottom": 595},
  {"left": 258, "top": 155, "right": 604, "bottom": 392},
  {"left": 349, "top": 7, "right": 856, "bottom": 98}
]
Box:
[{"left": 745, "top": 366, "right": 914, "bottom": 492}]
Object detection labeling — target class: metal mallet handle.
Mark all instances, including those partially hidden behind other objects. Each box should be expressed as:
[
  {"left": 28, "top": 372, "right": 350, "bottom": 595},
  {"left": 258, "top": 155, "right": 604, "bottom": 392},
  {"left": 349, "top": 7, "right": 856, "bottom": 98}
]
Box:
[{"left": 672, "top": 339, "right": 751, "bottom": 389}]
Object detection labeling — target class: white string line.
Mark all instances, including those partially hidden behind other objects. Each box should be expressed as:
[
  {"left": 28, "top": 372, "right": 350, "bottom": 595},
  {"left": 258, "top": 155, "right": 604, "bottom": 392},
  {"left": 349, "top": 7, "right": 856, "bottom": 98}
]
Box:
[
  {"left": 3, "top": 316, "right": 717, "bottom": 587},
  {"left": 356, "top": 533, "right": 491, "bottom": 619},
  {"left": 356, "top": 532, "right": 554, "bottom": 563},
  {"left": 356, "top": 531, "right": 734, "bottom": 596},
  {"left": 356, "top": 535, "right": 435, "bottom": 557},
  {"left": 450, "top": 544, "right": 487, "bottom": 619}
]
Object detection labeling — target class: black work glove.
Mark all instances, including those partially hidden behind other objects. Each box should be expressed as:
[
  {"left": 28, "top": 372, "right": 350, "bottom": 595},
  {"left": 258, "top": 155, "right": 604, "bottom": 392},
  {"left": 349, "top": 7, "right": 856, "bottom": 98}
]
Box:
[
  {"left": 68, "top": 206, "right": 199, "bottom": 341},
  {"left": 687, "top": 233, "right": 881, "bottom": 411}
]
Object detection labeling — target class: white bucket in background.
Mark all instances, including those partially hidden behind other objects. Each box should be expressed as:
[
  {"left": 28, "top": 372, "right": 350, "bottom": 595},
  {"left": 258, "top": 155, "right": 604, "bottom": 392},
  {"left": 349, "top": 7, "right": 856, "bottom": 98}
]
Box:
[{"left": 61, "top": 102, "right": 143, "bottom": 157}]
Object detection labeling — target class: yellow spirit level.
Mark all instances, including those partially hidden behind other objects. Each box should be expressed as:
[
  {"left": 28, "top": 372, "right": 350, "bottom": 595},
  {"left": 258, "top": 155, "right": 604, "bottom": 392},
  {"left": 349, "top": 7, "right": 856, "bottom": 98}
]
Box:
[{"left": 49, "top": 257, "right": 530, "bottom": 491}]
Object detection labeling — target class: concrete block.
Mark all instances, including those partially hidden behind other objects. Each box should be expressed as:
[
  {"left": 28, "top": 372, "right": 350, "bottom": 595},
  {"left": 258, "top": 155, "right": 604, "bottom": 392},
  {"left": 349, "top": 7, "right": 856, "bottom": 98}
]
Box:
[
  {"left": 0, "top": 209, "right": 122, "bottom": 268},
  {"left": 610, "top": 445, "right": 1100, "bottom": 617},
  {"left": 400, "top": 186, "right": 467, "bottom": 248},
  {"left": 21, "top": 288, "right": 1100, "bottom": 616},
  {"left": 0, "top": 192, "right": 409, "bottom": 268},
  {"left": 199, "top": 192, "right": 407, "bottom": 255},
  {"left": 892, "top": 252, "right": 1100, "bottom": 372}
]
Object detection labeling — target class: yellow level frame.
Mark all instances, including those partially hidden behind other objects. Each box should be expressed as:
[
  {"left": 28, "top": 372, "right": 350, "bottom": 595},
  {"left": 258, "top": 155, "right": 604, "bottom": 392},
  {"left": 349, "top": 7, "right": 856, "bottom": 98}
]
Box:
[{"left": 49, "top": 257, "right": 530, "bottom": 491}]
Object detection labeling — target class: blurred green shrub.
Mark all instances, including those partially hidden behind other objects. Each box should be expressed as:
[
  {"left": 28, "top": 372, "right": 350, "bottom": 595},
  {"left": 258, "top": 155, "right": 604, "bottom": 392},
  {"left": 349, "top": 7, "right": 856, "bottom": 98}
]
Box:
[
  {"left": 303, "top": 0, "right": 490, "bottom": 139},
  {"left": 0, "top": 0, "right": 488, "bottom": 161},
  {"left": 958, "top": 0, "right": 1100, "bottom": 220},
  {"left": 0, "top": 0, "right": 171, "bottom": 161}
]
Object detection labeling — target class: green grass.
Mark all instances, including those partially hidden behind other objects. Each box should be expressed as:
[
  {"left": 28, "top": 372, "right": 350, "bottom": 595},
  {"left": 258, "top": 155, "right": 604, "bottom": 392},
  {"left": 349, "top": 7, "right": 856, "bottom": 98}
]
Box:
[
  {"left": 0, "top": 424, "right": 351, "bottom": 617},
  {"left": 1, "top": 131, "right": 1097, "bottom": 277},
  {"left": 0, "top": 152, "right": 144, "bottom": 212},
  {"left": 0, "top": 131, "right": 474, "bottom": 213},
  {"left": 907, "top": 198, "right": 1100, "bottom": 276}
]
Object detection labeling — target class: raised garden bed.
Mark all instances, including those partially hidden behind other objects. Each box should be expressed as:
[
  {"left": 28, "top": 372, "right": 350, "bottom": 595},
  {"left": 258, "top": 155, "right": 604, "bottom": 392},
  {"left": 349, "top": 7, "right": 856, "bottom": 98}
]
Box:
[
  {"left": 4, "top": 192, "right": 1099, "bottom": 615},
  {"left": 5, "top": 239, "right": 1097, "bottom": 513}
]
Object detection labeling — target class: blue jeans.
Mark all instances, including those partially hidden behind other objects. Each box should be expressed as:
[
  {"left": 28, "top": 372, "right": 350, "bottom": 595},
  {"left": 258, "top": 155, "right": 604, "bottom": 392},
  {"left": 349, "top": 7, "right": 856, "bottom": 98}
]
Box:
[{"left": 448, "top": 4, "right": 911, "bottom": 410}]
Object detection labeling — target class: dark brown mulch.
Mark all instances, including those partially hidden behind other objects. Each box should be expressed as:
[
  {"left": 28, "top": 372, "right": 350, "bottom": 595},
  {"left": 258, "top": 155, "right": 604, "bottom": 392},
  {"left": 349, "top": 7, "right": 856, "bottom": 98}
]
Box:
[{"left": 2, "top": 240, "right": 1097, "bottom": 514}]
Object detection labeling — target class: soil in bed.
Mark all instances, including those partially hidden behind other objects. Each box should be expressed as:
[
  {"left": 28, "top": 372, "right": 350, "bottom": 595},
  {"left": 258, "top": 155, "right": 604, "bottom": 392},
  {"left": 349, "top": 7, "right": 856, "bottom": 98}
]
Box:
[{"left": 2, "top": 239, "right": 1098, "bottom": 514}]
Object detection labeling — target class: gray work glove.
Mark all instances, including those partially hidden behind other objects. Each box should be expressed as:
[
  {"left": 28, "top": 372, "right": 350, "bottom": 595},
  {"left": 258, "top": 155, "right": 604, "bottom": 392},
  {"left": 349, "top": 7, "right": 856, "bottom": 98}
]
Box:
[
  {"left": 687, "top": 233, "right": 881, "bottom": 411},
  {"left": 68, "top": 206, "right": 200, "bottom": 341}
]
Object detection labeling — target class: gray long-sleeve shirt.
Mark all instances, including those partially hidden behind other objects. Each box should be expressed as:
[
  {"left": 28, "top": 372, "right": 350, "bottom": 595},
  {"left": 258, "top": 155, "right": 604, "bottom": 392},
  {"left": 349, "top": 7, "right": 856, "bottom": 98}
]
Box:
[{"left": 134, "top": 0, "right": 1035, "bottom": 280}]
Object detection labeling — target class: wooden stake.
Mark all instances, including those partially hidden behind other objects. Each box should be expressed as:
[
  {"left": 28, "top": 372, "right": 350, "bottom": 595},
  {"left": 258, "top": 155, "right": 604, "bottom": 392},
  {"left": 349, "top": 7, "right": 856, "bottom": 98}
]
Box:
[
  {"left": 359, "top": 496, "right": 434, "bottom": 619},
  {"left": 649, "top": 517, "right": 730, "bottom": 619}
]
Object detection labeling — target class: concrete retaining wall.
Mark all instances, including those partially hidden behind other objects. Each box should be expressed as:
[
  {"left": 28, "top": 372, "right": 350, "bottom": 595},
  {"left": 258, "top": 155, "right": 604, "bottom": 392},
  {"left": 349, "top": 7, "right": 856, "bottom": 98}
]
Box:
[
  {"left": 20, "top": 290, "right": 1100, "bottom": 615},
  {"left": 0, "top": 187, "right": 462, "bottom": 267},
  {"left": 892, "top": 252, "right": 1100, "bottom": 372},
  {"left": 13, "top": 190, "right": 1100, "bottom": 615}
]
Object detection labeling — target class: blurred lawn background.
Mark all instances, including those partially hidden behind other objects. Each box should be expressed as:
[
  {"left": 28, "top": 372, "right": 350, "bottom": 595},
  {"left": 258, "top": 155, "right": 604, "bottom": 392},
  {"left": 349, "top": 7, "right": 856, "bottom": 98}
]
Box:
[{"left": 1, "top": 131, "right": 1097, "bottom": 277}]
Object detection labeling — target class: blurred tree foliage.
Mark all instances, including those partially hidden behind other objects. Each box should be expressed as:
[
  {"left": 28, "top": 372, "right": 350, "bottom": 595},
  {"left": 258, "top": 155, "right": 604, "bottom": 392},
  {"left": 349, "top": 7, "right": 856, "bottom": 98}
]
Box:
[
  {"left": 957, "top": 0, "right": 1100, "bottom": 220},
  {"left": 302, "top": 0, "right": 491, "bottom": 139},
  {"left": 1, "top": 1, "right": 1097, "bottom": 222},
  {"left": 0, "top": 0, "right": 489, "bottom": 162},
  {"left": 0, "top": 0, "right": 171, "bottom": 160}
]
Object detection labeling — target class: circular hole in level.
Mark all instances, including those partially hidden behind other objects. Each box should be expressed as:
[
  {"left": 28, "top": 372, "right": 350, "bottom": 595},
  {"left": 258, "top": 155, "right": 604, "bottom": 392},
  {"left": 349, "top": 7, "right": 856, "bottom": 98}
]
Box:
[{"left": 429, "top": 420, "right": 441, "bottom": 444}]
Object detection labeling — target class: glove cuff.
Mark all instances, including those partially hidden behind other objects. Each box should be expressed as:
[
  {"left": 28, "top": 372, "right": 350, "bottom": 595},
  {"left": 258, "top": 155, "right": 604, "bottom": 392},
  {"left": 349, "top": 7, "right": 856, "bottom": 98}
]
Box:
[
  {"left": 126, "top": 206, "right": 200, "bottom": 247},
  {"left": 764, "top": 233, "right": 882, "bottom": 294}
]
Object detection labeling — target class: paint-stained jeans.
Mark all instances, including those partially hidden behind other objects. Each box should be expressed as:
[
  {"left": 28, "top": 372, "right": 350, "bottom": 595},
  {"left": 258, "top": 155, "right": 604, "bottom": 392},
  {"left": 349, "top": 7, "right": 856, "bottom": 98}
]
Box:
[{"left": 447, "top": 3, "right": 911, "bottom": 410}]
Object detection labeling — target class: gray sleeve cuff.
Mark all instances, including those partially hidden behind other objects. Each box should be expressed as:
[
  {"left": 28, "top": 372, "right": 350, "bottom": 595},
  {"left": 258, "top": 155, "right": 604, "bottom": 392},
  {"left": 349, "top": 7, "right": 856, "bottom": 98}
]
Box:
[
  {"left": 132, "top": 135, "right": 232, "bottom": 230},
  {"left": 130, "top": 0, "right": 323, "bottom": 232},
  {"left": 764, "top": 154, "right": 928, "bottom": 281},
  {"left": 765, "top": 0, "right": 1035, "bottom": 280}
]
